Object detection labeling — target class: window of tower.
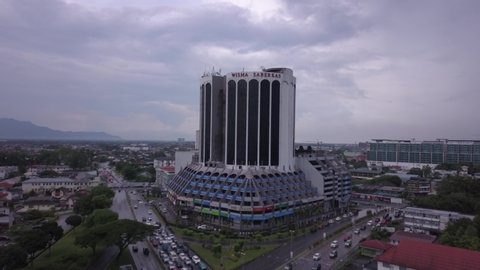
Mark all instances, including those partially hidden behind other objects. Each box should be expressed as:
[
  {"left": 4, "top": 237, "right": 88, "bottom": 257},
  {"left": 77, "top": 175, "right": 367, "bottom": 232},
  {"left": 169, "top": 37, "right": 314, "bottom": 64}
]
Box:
[
  {"left": 237, "top": 79, "right": 247, "bottom": 165},
  {"left": 271, "top": 80, "right": 280, "bottom": 166},
  {"left": 248, "top": 79, "right": 259, "bottom": 165},
  {"left": 227, "top": 80, "right": 236, "bottom": 164},
  {"left": 205, "top": 83, "right": 212, "bottom": 161},
  {"left": 259, "top": 79, "right": 270, "bottom": 166},
  {"left": 200, "top": 84, "right": 204, "bottom": 163}
]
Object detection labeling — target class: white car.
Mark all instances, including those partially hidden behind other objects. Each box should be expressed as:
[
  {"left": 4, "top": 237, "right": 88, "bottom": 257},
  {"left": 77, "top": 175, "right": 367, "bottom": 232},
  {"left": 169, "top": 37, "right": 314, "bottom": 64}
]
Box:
[
  {"left": 192, "top": 255, "right": 201, "bottom": 264},
  {"left": 335, "top": 217, "right": 341, "bottom": 222},
  {"left": 367, "top": 220, "right": 373, "bottom": 226},
  {"left": 330, "top": 240, "right": 338, "bottom": 249},
  {"left": 312, "top": 252, "right": 321, "bottom": 261}
]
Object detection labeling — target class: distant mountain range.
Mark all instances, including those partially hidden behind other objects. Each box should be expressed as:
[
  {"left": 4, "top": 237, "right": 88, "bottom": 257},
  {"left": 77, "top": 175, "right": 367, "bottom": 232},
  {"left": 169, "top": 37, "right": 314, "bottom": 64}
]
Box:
[{"left": 0, "top": 118, "right": 121, "bottom": 140}]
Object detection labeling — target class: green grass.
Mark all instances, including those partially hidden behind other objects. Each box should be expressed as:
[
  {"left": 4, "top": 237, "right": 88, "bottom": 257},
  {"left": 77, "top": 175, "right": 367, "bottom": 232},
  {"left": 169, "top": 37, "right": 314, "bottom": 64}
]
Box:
[
  {"left": 107, "top": 249, "right": 136, "bottom": 270},
  {"left": 23, "top": 226, "right": 96, "bottom": 270},
  {"left": 189, "top": 243, "right": 278, "bottom": 270}
]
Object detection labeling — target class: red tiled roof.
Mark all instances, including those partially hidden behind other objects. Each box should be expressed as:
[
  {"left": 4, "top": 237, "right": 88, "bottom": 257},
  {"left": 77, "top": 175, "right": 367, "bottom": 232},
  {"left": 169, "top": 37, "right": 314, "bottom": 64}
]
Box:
[
  {"left": 160, "top": 166, "right": 175, "bottom": 173},
  {"left": 0, "top": 182, "right": 14, "bottom": 190},
  {"left": 360, "top": 240, "right": 393, "bottom": 251},
  {"left": 376, "top": 239, "right": 480, "bottom": 270},
  {"left": 390, "top": 231, "right": 436, "bottom": 244}
]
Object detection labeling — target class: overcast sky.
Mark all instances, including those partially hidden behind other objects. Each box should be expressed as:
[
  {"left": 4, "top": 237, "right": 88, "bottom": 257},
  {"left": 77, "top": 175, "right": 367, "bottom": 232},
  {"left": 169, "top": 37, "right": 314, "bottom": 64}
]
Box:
[{"left": 1, "top": 0, "right": 479, "bottom": 142}]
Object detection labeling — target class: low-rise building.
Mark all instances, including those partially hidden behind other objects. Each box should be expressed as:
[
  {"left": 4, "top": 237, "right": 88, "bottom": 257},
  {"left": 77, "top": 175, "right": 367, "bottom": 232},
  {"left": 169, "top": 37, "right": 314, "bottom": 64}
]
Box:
[
  {"left": 403, "top": 207, "right": 474, "bottom": 233},
  {"left": 359, "top": 240, "right": 393, "bottom": 258},
  {"left": 405, "top": 178, "right": 431, "bottom": 198},
  {"left": 156, "top": 165, "right": 175, "bottom": 188},
  {"left": 0, "top": 207, "right": 13, "bottom": 232},
  {"left": 0, "top": 166, "right": 18, "bottom": 179},
  {"left": 26, "top": 165, "right": 71, "bottom": 177},
  {"left": 349, "top": 168, "right": 382, "bottom": 179},
  {"left": 22, "top": 177, "right": 100, "bottom": 194},
  {"left": 19, "top": 196, "right": 56, "bottom": 212},
  {"left": 389, "top": 231, "right": 436, "bottom": 245},
  {"left": 376, "top": 240, "right": 480, "bottom": 270}
]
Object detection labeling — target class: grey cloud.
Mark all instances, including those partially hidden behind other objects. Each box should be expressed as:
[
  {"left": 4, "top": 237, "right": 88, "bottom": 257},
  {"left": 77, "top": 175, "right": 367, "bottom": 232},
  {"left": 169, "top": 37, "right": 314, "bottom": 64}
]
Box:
[{"left": 0, "top": 0, "right": 479, "bottom": 141}]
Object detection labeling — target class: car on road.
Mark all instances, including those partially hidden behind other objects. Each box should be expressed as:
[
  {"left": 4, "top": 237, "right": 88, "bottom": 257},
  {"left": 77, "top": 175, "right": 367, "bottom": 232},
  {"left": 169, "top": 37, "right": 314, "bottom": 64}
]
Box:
[
  {"left": 143, "top": 248, "right": 150, "bottom": 256},
  {"left": 367, "top": 220, "right": 373, "bottom": 226},
  {"left": 134, "top": 205, "right": 138, "bottom": 209},
  {"left": 335, "top": 217, "right": 341, "bottom": 222},
  {"left": 312, "top": 264, "right": 322, "bottom": 270},
  {"left": 330, "top": 240, "right": 338, "bottom": 249},
  {"left": 344, "top": 240, "right": 352, "bottom": 248},
  {"left": 354, "top": 229, "right": 360, "bottom": 234},
  {"left": 148, "top": 210, "right": 153, "bottom": 215},
  {"left": 313, "top": 252, "right": 321, "bottom": 261},
  {"left": 197, "top": 224, "right": 208, "bottom": 230},
  {"left": 329, "top": 250, "right": 338, "bottom": 259},
  {"left": 328, "top": 219, "right": 334, "bottom": 224},
  {"left": 132, "top": 245, "right": 138, "bottom": 252},
  {"left": 284, "top": 263, "right": 293, "bottom": 270},
  {"left": 360, "top": 225, "right": 367, "bottom": 230}
]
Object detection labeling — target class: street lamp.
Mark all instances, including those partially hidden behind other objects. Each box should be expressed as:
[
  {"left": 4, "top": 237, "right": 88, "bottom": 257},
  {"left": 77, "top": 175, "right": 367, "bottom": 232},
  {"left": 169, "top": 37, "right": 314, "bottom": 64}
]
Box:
[{"left": 289, "top": 230, "right": 295, "bottom": 260}]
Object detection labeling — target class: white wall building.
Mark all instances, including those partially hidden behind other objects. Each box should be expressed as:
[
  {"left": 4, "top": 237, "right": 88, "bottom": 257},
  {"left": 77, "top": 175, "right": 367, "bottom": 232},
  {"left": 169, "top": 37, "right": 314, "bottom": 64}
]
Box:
[
  {"left": 403, "top": 207, "right": 474, "bottom": 232},
  {"left": 22, "top": 177, "right": 100, "bottom": 194}
]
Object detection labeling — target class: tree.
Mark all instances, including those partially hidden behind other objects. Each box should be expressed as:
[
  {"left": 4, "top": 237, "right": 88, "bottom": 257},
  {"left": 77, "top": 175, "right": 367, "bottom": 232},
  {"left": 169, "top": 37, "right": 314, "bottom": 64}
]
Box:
[
  {"left": 74, "top": 186, "right": 115, "bottom": 216},
  {"left": 103, "top": 219, "right": 154, "bottom": 257},
  {"left": 91, "top": 194, "right": 113, "bottom": 209},
  {"left": 85, "top": 209, "right": 118, "bottom": 228},
  {"left": 39, "top": 221, "right": 64, "bottom": 241},
  {"left": 74, "top": 196, "right": 94, "bottom": 216},
  {"left": 422, "top": 165, "right": 432, "bottom": 178},
  {"left": 408, "top": 167, "right": 423, "bottom": 177},
  {"left": 0, "top": 244, "right": 28, "bottom": 270},
  {"left": 75, "top": 225, "right": 108, "bottom": 255},
  {"left": 16, "top": 230, "right": 50, "bottom": 264},
  {"left": 90, "top": 185, "right": 115, "bottom": 199},
  {"left": 65, "top": 215, "right": 82, "bottom": 227}
]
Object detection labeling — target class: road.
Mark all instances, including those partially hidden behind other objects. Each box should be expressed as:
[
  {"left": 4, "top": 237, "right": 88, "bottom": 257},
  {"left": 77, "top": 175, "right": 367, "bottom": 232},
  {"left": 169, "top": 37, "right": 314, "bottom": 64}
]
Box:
[
  {"left": 292, "top": 220, "right": 372, "bottom": 270},
  {"left": 108, "top": 171, "right": 164, "bottom": 270},
  {"left": 242, "top": 206, "right": 385, "bottom": 270}
]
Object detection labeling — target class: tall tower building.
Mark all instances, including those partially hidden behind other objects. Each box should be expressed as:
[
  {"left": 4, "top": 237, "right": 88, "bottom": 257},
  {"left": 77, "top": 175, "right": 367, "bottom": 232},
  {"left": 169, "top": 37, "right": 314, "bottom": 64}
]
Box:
[
  {"left": 199, "top": 68, "right": 296, "bottom": 168},
  {"left": 168, "top": 67, "right": 326, "bottom": 231}
]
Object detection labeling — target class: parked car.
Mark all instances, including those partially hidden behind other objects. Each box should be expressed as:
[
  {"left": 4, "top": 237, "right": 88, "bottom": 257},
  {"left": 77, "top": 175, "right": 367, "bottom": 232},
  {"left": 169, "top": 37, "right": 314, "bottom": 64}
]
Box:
[
  {"left": 354, "top": 229, "right": 360, "bottom": 234},
  {"left": 313, "top": 252, "right": 321, "bottom": 261},
  {"left": 329, "top": 250, "right": 338, "bottom": 259},
  {"left": 192, "top": 255, "right": 201, "bottom": 264}
]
